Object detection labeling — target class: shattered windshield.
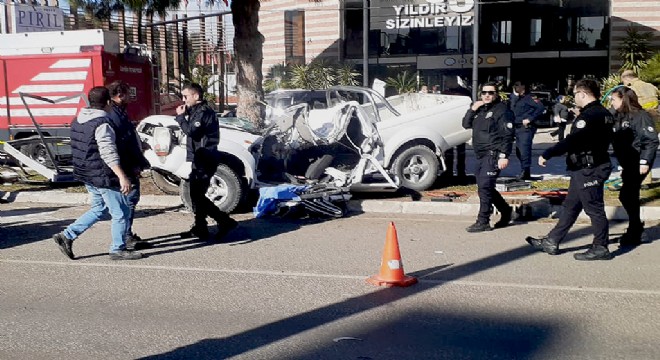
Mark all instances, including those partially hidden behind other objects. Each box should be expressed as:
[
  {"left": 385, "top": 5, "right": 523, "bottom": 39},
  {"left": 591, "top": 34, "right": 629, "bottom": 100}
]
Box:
[{"left": 218, "top": 115, "right": 262, "bottom": 135}]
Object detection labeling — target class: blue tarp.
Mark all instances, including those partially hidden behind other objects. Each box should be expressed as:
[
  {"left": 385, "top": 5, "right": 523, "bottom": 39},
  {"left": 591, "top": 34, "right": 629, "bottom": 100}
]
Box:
[{"left": 253, "top": 184, "right": 309, "bottom": 218}]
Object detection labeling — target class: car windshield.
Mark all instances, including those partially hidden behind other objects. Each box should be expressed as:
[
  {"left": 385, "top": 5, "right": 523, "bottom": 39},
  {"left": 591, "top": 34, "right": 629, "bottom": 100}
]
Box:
[{"left": 218, "top": 115, "right": 262, "bottom": 135}]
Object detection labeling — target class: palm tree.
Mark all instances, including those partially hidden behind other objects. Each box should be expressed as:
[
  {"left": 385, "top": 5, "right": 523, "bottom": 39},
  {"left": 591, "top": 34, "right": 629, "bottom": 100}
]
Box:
[
  {"left": 231, "top": 0, "right": 265, "bottom": 128},
  {"left": 120, "top": 0, "right": 179, "bottom": 43}
]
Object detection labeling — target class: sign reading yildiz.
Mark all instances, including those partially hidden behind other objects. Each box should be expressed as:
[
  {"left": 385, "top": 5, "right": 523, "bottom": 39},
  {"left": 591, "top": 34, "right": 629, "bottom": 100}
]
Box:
[
  {"left": 383, "top": 0, "right": 475, "bottom": 30},
  {"left": 12, "top": 4, "right": 64, "bottom": 33}
]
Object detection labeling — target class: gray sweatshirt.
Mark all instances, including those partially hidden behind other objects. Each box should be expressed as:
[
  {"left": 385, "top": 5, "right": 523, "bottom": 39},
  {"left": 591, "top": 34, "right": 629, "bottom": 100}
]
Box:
[{"left": 76, "top": 108, "right": 120, "bottom": 168}]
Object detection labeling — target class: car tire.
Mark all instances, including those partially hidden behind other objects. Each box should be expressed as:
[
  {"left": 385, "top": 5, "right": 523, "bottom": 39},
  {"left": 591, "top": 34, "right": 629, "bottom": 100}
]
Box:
[
  {"left": 180, "top": 164, "right": 244, "bottom": 213},
  {"left": 392, "top": 145, "right": 439, "bottom": 191},
  {"left": 150, "top": 169, "right": 181, "bottom": 195},
  {"left": 19, "top": 137, "right": 54, "bottom": 169}
]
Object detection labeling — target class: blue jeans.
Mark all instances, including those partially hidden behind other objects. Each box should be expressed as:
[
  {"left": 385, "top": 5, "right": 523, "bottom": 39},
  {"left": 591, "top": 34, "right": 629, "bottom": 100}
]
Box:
[{"left": 62, "top": 184, "right": 131, "bottom": 253}]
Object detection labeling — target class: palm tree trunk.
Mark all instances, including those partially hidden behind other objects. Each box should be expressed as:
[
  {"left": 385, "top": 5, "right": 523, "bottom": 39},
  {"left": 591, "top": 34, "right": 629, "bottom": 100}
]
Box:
[
  {"left": 69, "top": 3, "right": 79, "bottom": 30},
  {"left": 136, "top": 10, "right": 143, "bottom": 43},
  {"left": 232, "top": 0, "right": 265, "bottom": 128},
  {"left": 118, "top": 9, "right": 126, "bottom": 49}
]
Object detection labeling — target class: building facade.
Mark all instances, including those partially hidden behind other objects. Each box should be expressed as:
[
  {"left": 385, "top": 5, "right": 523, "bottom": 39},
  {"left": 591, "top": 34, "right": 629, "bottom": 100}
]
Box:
[{"left": 259, "top": 0, "right": 660, "bottom": 94}]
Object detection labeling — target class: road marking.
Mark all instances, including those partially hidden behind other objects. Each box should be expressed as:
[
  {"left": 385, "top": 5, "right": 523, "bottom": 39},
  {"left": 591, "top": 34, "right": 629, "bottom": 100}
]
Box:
[{"left": 3, "top": 259, "right": 660, "bottom": 296}]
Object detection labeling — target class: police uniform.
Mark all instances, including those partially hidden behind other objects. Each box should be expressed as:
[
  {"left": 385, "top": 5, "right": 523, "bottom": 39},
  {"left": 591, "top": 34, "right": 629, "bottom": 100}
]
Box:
[
  {"left": 510, "top": 93, "right": 545, "bottom": 178},
  {"left": 612, "top": 109, "right": 659, "bottom": 245},
  {"left": 536, "top": 100, "right": 614, "bottom": 258},
  {"left": 462, "top": 100, "right": 515, "bottom": 230},
  {"left": 175, "top": 101, "right": 236, "bottom": 238}
]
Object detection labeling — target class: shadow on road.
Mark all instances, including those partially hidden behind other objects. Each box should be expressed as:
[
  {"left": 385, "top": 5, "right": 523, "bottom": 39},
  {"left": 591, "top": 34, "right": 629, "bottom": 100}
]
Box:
[{"left": 136, "top": 238, "right": 573, "bottom": 359}]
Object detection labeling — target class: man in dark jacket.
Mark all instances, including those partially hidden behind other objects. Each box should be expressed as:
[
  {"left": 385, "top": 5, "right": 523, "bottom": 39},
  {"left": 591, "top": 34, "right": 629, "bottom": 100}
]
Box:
[
  {"left": 526, "top": 79, "right": 614, "bottom": 260},
  {"left": 509, "top": 81, "right": 545, "bottom": 180},
  {"left": 52, "top": 87, "right": 142, "bottom": 260},
  {"left": 176, "top": 83, "right": 237, "bottom": 240},
  {"left": 107, "top": 81, "right": 150, "bottom": 250},
  {"left": 462, "top": 82, "right": 516, "bottom": 232}
]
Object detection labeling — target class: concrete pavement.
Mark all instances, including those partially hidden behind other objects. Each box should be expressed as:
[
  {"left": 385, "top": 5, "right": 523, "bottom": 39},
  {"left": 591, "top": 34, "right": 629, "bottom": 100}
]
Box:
[{"left": 1, "top": 202, "right": 660, "bottom": 359}]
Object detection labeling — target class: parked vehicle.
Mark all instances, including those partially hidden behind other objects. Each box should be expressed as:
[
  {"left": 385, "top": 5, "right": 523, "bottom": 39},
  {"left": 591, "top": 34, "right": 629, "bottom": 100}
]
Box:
[
  {"left": 137, "top": 86, "right": 471, "bottom": 212},
  {"left": 0, "top": 29, "right": 162, "bottom": 167}
]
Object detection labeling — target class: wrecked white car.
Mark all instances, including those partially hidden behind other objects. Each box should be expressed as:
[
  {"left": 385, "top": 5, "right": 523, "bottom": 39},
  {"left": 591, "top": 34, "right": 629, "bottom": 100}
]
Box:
[{"left": 137, "top": 86, "right": 471, "bottom": 213}]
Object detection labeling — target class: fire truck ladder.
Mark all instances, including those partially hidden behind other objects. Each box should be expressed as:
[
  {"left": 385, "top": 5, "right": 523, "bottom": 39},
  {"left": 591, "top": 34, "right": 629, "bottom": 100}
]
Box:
[{"left": 1, "top": 92, "right": 89, "bottom": 183}]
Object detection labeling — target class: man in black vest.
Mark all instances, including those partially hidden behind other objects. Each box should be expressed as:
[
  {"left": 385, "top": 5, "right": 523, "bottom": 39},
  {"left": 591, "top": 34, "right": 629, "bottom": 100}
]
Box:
[
  {"left": 107, "top": 81, "right": 150, "bottom": 250},
  {"left": 176, "top": 83, "right": 237, "bottom": 240},
  {"left": 52, "top": 87, "right": 143, "bottom": 260},
  {"left": 526, "top": 79, "right": 614, "bottom": 260}
]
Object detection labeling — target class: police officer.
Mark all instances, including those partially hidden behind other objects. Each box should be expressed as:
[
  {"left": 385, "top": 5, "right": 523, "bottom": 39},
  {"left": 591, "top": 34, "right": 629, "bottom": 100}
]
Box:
[
  {"left": 462, "top": 82, "right": 516, "bottom": 232},
  {"left": 610, "top": 86, "right": 659, "bottom": 247},
  {"left": 176, "top": 83, "right": 238, "bottom": 240},
  {"left": 510, "top": 81, "right": 545, "bottom": 180},
  {"left": 526, "top": 79, "right": 614, "bottom": 260}
]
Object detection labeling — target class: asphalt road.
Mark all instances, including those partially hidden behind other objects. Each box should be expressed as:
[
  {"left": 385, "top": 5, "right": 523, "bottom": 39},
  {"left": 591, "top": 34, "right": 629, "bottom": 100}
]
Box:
[{"left": 1, "top": 202, "right": 660, "bottom": 360}]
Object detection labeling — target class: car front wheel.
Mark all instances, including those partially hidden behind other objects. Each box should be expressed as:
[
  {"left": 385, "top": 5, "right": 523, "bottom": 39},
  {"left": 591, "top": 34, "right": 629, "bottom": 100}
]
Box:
[
  {"left": 180, "top": 164, "right": 244, "bottom": 213},
  {"left": 392, "top": 145, "right": 439, "bottom": 191}
]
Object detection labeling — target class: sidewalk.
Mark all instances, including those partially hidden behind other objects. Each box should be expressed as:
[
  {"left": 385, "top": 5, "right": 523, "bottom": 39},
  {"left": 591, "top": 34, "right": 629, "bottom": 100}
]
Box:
[
  {"left": 3, "top": 185, "right": 660, "bottom": 222},
  {"left": 3, "top": 125, "right": 659, "bottom": 222}
]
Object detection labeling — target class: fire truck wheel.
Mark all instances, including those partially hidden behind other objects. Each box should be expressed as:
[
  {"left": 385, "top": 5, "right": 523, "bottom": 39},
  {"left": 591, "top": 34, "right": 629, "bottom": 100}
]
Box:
[
  {"left": 150, "top": 170, "right": 181, "bottom": 195},
  {"left": 180, "top": 164, "right": 244, "bottom": 213},
  {"left": 19, "top": 141, "right": 54, "bottom": 169}
]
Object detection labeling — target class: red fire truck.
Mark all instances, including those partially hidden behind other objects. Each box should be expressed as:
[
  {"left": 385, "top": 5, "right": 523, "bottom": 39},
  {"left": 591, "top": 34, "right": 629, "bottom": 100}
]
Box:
[{"left": 0, "top": 29, "right": 162, "bottom": 167}]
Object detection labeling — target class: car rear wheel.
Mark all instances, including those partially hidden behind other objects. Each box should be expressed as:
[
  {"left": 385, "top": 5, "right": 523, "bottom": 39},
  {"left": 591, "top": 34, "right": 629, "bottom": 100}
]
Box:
[
  {"left": 180, "top": 164, "right": 244, "bottom": 213},
  {"left": 392, "top": 145, "right": 439, "bottom": 191}
]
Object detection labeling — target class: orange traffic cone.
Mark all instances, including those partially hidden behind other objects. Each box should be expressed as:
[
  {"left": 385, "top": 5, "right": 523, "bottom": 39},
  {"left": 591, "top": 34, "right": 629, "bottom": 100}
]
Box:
[{"left": 367, "top": 222, "right": 417, "bottom": 287}]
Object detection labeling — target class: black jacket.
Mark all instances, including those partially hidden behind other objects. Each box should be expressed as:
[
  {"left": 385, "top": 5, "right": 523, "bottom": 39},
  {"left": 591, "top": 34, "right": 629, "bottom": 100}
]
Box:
[
  {"left": 462, "top": 100, "right": 515, "bottom": 159},
  {"left": 175, "top": 101, "right": 220, "bottom": 172},
  {"left": 612, "top": 110, "right": 659, "bottom": 168},
  {"left": 107, "top": 103, "right": 149, "bottom": 180},
  {"left": 542, "top": 100, "right": 613, "bottom": 171},
  {"left": 509, "top": 93, "right": 545, "bottom": 127}
]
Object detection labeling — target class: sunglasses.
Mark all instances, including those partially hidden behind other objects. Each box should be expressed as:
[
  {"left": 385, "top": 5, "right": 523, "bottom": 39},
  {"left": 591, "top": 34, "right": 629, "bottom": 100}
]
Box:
[{"left": 481, "top": 91, "right": 496, "bottom": 95}]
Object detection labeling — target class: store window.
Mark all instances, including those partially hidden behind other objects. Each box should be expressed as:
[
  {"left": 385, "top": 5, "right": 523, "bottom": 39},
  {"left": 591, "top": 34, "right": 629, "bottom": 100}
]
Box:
[
  {"left": 285, "top": 10, "right": 305, "bottom": 65},
  {"left": 530, "top": 19, "right": 542, "bottom": 46},
  {"left": 576, "top": 16, "right": 606, "bottom": 49},
  {"left": 491, "top": 20, "right": 511, "bottom": 46}
]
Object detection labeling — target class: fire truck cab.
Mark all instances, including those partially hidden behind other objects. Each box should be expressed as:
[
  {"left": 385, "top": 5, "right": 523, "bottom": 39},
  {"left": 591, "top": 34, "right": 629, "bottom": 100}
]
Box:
[{"left": 0, "top": 29, "right": 160, "bottom": 165}]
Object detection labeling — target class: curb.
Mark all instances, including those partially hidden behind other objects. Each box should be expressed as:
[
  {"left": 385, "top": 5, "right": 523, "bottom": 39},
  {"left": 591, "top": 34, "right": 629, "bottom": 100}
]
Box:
[{"left": 4, "top": 189, "right": 659, "bottom": 222}]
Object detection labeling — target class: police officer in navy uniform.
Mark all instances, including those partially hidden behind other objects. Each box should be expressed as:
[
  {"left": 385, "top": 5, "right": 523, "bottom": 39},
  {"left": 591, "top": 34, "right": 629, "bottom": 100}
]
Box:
[
  {"left": 526, "top": 79, "right": 614, "bottom": 260},
  {"left": 462, "top": 82, "right": 516, "bottom": 232},
  {"left": 610, "top": 86, "right": 659, "bottom": 247},
  {"left": 510, "top": 81, "right": 545, "bottom": 180},
  {"left": 176, "top": 83, "right": 237, "bottom": 240}
]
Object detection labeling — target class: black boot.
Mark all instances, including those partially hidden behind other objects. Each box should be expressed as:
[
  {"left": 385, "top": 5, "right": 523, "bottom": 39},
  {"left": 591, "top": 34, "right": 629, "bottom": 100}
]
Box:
[
  {"left": 519, "top": 168, "right": 532, "bottom": 180},
  {"left": 574, "top": 245, "right": 612, "bottom": 261},
  {"left": 525, "top": 236, "right": 559, "bottom": 255},
  {"left": 618, "top": 226, "right": 643, "bottom": 248},
  {"left": 214, "top": 218, "right": 239, "bottom": 241},
  {"left": 180, "top": 224, "right": 210, "bottom": 239},
  {"left": 466, "top": 221, "right": 492, "bottom": 233},
  {"left": 493, "top": 206, "right": 513, "bottom": 229}
]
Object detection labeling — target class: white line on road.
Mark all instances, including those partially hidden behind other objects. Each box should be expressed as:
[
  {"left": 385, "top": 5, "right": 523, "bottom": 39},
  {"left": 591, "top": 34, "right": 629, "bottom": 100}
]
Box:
[{"left": 3, "top": 259, "right": 660, "bottom": 296}]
